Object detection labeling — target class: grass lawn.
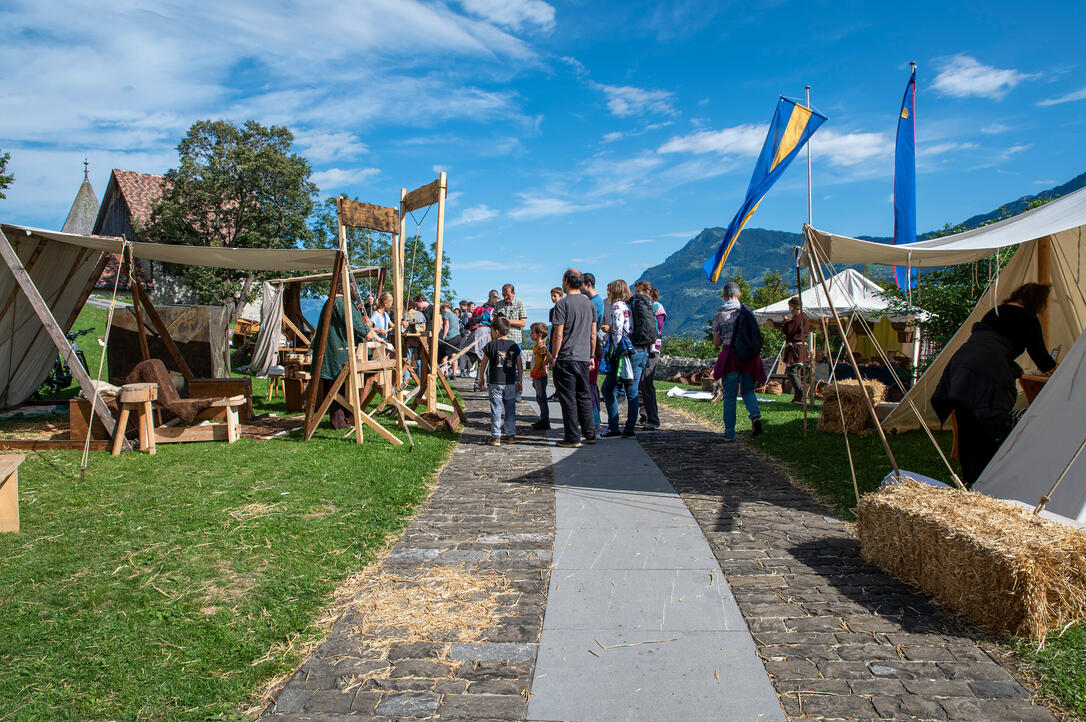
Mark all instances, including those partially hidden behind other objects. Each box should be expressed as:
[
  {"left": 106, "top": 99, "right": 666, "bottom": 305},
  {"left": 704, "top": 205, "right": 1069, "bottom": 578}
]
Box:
[
  {"left": 0, "top": 303, "right": 459, "bottom": 720},
  {"left": 658, "top": 387, "right": 1086, "bottom": 719}
]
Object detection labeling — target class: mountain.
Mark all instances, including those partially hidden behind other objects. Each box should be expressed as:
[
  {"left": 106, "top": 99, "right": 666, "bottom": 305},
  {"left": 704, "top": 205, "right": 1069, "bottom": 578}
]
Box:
[{"left": 640, "top": 172, "right": 1086, "bottom": 338}]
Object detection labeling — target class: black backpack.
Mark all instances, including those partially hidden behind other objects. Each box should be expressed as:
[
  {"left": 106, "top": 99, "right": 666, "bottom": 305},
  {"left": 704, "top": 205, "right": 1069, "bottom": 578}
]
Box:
[
  {"left": 730, "top": 305, "right": 764, "bottom": 362},
  {"left": 629, "top": 294, "right": 658, "bottom": 348}
]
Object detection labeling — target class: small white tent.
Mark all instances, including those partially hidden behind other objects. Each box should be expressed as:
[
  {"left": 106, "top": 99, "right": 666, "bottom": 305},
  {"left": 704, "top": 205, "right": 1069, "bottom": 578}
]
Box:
[
  {"left": 974, "top": 326, "right": 1086, "bottom": 522},
  {"left": 753, "top": 267, "right": 920, "bottom": 323},
  {"left": 802, "top": 184, "right": 1086, "bottom": 433}
]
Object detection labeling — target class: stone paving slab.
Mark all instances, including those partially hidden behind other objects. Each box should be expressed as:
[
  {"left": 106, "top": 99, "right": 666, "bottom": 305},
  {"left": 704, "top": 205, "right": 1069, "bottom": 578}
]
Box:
[
  {"left": 641, "top": 405, "right": 1056, "bottom": 722},
  {"left": 552, "top": 526, "right": 720, "bottom": 569},
  {"left": 263, "top": 380, "right": 554, "bottom": 721}
]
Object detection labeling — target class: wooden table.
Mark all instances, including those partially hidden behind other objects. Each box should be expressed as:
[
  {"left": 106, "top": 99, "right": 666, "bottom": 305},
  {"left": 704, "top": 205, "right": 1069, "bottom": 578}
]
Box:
[{"left": 1019, "top": 373, "right": 1051, "bottom": 404}]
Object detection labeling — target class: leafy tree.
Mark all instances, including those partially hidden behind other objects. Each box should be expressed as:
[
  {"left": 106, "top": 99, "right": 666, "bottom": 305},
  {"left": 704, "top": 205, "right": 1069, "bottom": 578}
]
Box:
[
  {"left": 752, "top": 269, "right": 789, "bottom": 309},
  {"left": 722, "top": 270, "right": 751, "bottom": 301},
  {"left": 149, "top": 119, "right": 317, "bottom": 315},
  {"left": 305, "top": 196, "right": 454, "bottom": 303},
  {"left": 0, "top": 150, "right": 12, "bottom": 199}
]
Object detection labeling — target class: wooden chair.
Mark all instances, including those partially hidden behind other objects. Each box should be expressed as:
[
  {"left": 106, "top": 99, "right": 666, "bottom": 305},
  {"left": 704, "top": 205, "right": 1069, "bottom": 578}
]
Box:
[{"left": 0, "top": 454, "right": 25, "bottom": 533}]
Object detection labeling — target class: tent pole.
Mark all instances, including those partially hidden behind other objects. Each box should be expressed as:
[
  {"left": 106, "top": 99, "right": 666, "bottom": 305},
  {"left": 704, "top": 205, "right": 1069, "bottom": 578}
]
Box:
[
  {"left": 427, "top": 172, "right": 447, "bottom": 414},
  {"left": 336, "top": 198, "right": 365, "bottom": 444},
  {"left": 395, "top": 189, "right": 407, "bottom": 400},
  {"left": 125, "top": 247, "right": 151, "bottom": 363},
  {"left": 795, "top": 246, "right": 807, "bottom": 437},
  {"left": 1037, "top": 235, "right": 1051, "bottom": 339},
  {"left": 807, "top": 236, "right": 902, "bottom": 478},
  {"left": 131, "top": 281, "right": 195, "bottom": 380},
  {"left": 0, "top": 228, "right": 129, "bottom": 450}
]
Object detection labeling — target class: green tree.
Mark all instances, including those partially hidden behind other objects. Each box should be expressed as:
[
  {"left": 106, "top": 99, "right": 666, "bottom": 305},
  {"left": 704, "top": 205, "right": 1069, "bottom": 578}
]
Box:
[
  {"left": 722, "top": 270, "right": 751, "bottom": 301},
  {"left": 149, "top": 119, "right": 317, "bottom": 315},
  {"left": 305, "top": 196, "right": 454, "bottom": 303},
  {"left": 0, "top": 150, "right": 12, "bottom": 199},
  {"left": 752, "top": 269, "right": 788, "bottom": 308}
]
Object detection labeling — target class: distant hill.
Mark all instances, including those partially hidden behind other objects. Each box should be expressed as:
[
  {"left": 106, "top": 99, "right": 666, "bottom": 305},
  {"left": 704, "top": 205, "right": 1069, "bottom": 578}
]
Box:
[{"left": 640, "top": 172, "right": 1085, "bottom": 337}]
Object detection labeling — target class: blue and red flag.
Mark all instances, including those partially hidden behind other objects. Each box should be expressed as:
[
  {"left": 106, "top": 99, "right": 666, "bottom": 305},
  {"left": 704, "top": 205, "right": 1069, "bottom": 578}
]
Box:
[
  {"left": 893, "top": 65, "right": 917, "bottom": 290},
  {"left": 702, "top": 96, "right": 827, "bottom": 283}
]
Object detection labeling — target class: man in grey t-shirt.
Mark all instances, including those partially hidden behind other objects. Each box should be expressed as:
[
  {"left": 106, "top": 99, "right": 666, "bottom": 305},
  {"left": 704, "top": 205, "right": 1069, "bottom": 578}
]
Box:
[{"left": 549, "top": 268, "right": 597, "bottom": 446}]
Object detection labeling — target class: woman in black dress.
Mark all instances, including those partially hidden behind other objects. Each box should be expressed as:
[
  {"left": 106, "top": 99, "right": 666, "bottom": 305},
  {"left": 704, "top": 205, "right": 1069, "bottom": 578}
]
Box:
[{"left": 931, "top": 282, "right": 1057, "bottom": 485}]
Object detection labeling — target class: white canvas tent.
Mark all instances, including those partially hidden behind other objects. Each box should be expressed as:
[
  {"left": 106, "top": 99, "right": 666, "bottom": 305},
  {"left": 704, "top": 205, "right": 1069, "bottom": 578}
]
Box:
[
  {"left": 974, "top": 326, "right": 1086, "bottom": 522},
  {"left": 753, "top": 267, "right": 921, "bottom": 323},
  {"left": 0, "top": 222, "right": 343, "bottom": 410},
  {"left": 802, "top": 184, "right": 1086, "bottom": 433}
]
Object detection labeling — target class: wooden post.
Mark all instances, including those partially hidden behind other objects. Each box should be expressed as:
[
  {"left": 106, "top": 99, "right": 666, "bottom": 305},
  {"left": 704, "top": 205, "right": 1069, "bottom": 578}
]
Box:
[
  {"left": 1037, "top": 235, "right": 1051, "bottom": 340},
  {"left": 427, "top": 172, "right": 447, "bottom": 414},
  {"left": 130, "top": 281, "right": 195, "bottom": 379},
  {"left": 303, "top": 252, "right": 343, "bottom": 440},
  {"left": 395, "top": 188, "right": 407, "bottom": 397},
  {"left": 125, "top": 247, "right": 151, "bottom": 362},
  {"left": 0, "top": 229, "right": 127, "bottom": 448},
  {"left": 337, "top": 199, "right": 365, "bottom": 444}
]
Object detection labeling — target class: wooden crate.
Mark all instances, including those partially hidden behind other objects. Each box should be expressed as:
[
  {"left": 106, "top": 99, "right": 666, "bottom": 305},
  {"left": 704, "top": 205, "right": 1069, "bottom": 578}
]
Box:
[{"left": 285, "top": 377, "right": 308, "bottom": 412}]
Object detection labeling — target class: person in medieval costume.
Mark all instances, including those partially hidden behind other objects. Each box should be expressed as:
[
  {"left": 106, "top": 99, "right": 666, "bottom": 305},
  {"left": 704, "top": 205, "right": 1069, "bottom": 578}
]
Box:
[{"left": 319, "top": 288, "right": 376, "bottom": 430}]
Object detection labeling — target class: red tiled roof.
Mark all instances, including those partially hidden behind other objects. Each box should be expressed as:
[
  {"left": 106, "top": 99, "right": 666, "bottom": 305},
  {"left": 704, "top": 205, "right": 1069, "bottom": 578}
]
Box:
[{"left": 112, "top": 169, "right": 166, "bottom": 227}]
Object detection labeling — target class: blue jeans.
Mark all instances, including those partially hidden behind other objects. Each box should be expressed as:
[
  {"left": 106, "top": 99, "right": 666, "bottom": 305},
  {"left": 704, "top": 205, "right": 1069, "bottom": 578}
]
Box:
[
  {"left": 722, "top": 371, "right": 760, "bottom": 439},
  {"left": 601, "top": 347, "right": 648, "bottom": 433},
  {"left": 532, "top": 376, "right": 549, "bottom": 423},
  {"left": 489, "top": 383, "right": 517, "bottom": 438}
]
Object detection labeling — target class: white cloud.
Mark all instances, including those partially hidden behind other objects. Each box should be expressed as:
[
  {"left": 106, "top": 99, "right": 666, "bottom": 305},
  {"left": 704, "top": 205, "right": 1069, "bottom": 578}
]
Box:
[
  {"left": 918, "top": 141, "right": 977, "bottom": 158},
  {"left": 1037, "top": 86, "right": 1086, "bottom": 107},
  {"left": 657, "top": 124, "right": 765, "bottom": 156},
  {"left": 1034, "top": 179, "right": 1056, "bottom": 185},
  {"left": 625, "top": 239, "right": 654, "bottom": 244},
  {"left": 311, "top": 167, "right": 380, "bottom": 191},
  {"left": 601, "top": 131, "right": 625, "bottom": 143},
  {"left": 810, "top": 129, "right": 891, "bottom": 167},
  {"left": 932, "top": 54, "right": 1034, "bottom": 100},
  {"left": 508, "top": 196, "right": 603, "bottom": 220},
  {"left": 1001, "top": 143, "right": 1031, "bottom": 159},
  {"left": 457, "top": 258, "right": 540, "bottom": 270},
  {"left": 981, "top": 122, "right": 1012, "bottom": 134},
  {"left": 294, "top": 130, "right": 368, "bottom": 164},
  {"left": 458, "top": 0, "right": 556, "bottom": 31},
  {"left": 591, "top": 83, "right": 677, "bottom": 118},
  {"left": 456, "top": 204, "right": 500, "bottom": 224}
]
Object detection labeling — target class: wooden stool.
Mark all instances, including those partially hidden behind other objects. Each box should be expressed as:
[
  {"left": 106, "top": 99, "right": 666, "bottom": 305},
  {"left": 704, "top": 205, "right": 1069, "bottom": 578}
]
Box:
[
  {"left": 267, "top": 369, "right": 285, "bottom": 400},
  {"left": 0, "top": 454, "right": 25, "bottom": 533},
  {"left": 111, "top": 383, "right": 158, "bottom": 456}
]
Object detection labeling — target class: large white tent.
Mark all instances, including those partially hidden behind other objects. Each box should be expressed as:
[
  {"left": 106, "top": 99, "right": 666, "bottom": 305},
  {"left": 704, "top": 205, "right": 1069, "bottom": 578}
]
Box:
[
  {"left": 752, "top": 267, "right": 920, "bottom": 323},
  {"left": 802, "top": 185, "right": 1086, "bottom": 433},
  {"left": 974, "top": 326, "right": 1086, "bottom": 522}
]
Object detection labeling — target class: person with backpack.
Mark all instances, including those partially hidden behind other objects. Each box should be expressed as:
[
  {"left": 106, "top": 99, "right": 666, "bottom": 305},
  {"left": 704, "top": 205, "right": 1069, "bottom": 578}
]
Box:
[
  {"left": 600, "top": 279, "right": 652, "bottom": 438},
  {"left": 635, "top": 281, "right": 665, "bottom": 430},
  {"left": 711, "top": 280, "right": 766, "bottom": 442}
]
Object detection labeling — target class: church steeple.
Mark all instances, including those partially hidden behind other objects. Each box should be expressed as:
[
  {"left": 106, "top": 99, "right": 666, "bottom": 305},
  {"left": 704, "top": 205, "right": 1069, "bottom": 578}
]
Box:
[{"left": 62, "top": 159, "right": 99, "bottom": 235}]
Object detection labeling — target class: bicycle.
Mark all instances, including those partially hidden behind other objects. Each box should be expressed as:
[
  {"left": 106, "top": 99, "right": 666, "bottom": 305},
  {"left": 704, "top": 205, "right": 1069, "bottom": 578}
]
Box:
[{"left": 32, "top": 327, "right": 93, "bottom": 401}]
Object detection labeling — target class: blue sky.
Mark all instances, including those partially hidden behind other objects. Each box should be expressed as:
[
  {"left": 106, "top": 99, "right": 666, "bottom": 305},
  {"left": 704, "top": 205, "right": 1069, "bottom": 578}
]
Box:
[{"left": 3, "top": 0, "right": 1086, "bottom": 322}]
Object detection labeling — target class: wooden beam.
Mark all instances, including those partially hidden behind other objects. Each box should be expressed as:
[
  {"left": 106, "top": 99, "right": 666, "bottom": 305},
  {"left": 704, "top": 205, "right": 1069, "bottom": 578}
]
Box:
[
  {"left": 338, "top": 229, "right": 365, "bottom": 445},
  {"left": 302, "top": 253, "right": 342, "bottom": 441},
  {"left": 337, "top": 197, "right": 399, "bottom": 234},
  {"left": 0, "top": 240, "right": 45, "bottom": 321},
  {"left": 394, "top": 189, "right": 406, "bottom": 395},
  {"left": 281, "top": 312, "right": 311, "bottom": 347},
  {"left": 401, "top": 178, "right": 442, "bottom": 214},
  {"left": 130, "top": 281, "right": 195, "bottom": 380},
  {"left": 424, "top": 172, "right": 447, "bottom": 414},
  {"left": 0, "top": 229, "right": 127, "bottom": 449},
  {"left": 125, "top": 249, "right": 151, "bottom": 362},
  {"left": 0, "top": 440, "right": 111, "bottom": 451}
]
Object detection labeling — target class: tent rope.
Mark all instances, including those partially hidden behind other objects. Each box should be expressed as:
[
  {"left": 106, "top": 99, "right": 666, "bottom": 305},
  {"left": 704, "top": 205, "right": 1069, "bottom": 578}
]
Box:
[
  {"left": 808, "top": 241, "right": 966, "bottom": 489},
  {"left": 815, "top": 305, "right": 862, "bottom": 507},
  {"left": 80, "top": 241, "right": 130, "bottom": 479},
  {"left": 1034, "top": 436, "right": 1086, "bottom": 514}
]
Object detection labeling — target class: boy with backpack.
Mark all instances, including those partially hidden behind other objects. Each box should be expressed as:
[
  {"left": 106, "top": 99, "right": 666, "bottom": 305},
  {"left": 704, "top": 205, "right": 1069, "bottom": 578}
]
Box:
[
  {"left": 476, "top": 315, "right": 522, "bottom": 446},
  {"left": 710, "top": 280, "right": 766, "bottom": 441}
]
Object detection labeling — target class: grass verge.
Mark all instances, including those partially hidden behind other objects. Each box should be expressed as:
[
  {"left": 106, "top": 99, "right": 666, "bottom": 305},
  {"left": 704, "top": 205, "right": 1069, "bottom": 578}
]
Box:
[
  {"left": 0, "top": 305, "right": 459, "bottom": 720},
  {"left": 658, "top": 387, "right": 1086, "bottom": 719}
]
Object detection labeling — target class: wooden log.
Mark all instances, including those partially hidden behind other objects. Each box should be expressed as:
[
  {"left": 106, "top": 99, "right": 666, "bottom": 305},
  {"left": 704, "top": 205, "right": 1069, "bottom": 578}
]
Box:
[
  {"left": 125, "top": 250, "right": 152, "bottom": 363},
  {"left": 303, "top": 252, "right": 343, "bottom": 440},
  {"left": 1, "top": 440, "right": 110, "bottom": 451},
  {"left": 0, "top": 454, "right": 24, "bottom": 533}
]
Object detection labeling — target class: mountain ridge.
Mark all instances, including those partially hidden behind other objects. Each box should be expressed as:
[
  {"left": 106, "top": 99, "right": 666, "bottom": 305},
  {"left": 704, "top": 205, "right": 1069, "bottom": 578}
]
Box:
[{"left": 640, "top": 170, "right": 1086, "bottom": 337}]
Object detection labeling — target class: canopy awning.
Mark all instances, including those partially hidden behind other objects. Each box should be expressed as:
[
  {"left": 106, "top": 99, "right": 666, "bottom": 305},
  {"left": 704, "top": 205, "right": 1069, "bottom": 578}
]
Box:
[
  {"left": 800, "top": 184, "right": 1086, "bottom": 268},
  {"left": 1, "top": 223, "right": 342, "bottom": 272}
]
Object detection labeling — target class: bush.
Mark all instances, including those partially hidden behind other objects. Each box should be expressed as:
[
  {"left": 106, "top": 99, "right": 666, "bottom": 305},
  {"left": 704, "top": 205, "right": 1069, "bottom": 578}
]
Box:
[{"left": 660, "top": 334, "right": 718, "bottom": 359}]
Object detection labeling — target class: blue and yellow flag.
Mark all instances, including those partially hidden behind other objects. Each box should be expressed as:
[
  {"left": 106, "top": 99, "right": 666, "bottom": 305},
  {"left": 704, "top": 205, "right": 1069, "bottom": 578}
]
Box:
[
  {"left": 703, "top": 97, "right": 827, "bottom": 282},
  {"left": 893, "top": 66, "right": 917, "bottom": 290}
]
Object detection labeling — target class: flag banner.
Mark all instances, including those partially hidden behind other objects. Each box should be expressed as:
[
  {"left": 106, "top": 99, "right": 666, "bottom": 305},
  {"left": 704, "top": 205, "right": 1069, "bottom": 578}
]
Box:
[
  {"left": 702, "top": 96, "right": 827, "bottom": 283},
  {"left": 893, "top": 66, "right": 917, "bottom": 290}
]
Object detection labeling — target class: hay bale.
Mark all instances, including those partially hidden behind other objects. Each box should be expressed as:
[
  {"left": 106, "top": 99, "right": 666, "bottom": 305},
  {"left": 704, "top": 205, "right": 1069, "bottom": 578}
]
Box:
[
  {"left": 817, "top": 379, "right": 886, "bottom": 434},
  {"left": 858, "top": 481, "right": 1086, "bottom": 641}
]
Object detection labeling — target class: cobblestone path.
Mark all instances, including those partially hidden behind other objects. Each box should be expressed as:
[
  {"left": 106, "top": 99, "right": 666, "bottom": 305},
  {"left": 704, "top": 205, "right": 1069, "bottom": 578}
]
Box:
[
  {"left": 262, "top": 380, "right": 554, "bottom": 721},
  {"left": 640, "top": 405, "right": 1056, "bottom": 722}
]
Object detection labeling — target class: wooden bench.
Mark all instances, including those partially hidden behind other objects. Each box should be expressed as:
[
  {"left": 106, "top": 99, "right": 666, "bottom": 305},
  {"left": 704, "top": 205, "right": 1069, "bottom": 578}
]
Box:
[{"left": 0, "top": 454, "right": 25, "bottom": 533}]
